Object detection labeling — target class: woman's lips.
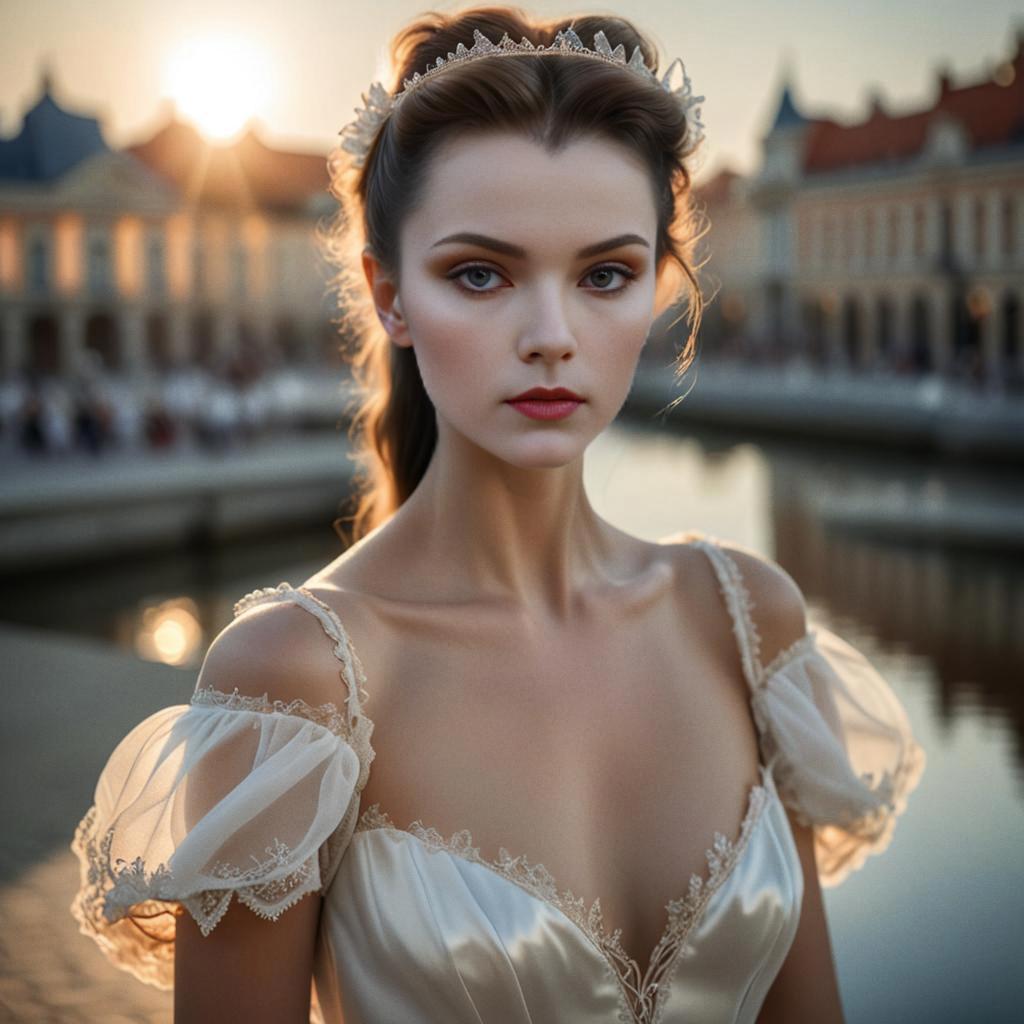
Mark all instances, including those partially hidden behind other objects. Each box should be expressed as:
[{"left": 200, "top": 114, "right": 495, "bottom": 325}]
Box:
[{"left": 505, "top": 398, "right": 583, "bottom": 421}]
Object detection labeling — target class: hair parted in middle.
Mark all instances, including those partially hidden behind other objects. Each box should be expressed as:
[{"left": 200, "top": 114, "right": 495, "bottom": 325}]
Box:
[{"left": 319, "top": 4, "right": 710, "bottom": 545}]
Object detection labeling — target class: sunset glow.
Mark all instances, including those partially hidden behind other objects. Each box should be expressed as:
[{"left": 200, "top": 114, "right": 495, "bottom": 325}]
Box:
[{"left": 163, "top": 34, "right": 271, "bottom": 141}]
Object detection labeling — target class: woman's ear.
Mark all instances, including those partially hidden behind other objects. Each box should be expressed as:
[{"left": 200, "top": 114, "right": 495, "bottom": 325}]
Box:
[{"left": 361, "top": 246, "right": 413, "bottom": 348}]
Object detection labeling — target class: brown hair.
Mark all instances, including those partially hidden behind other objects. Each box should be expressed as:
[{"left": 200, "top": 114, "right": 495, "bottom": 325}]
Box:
[{"left": 319, "top": 5, "right": 708, "bottom": 545}]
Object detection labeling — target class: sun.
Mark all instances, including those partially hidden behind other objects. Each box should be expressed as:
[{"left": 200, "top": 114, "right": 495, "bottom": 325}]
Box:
[{"left": 163, "top": 34, "right": 272, "bottom": 142}]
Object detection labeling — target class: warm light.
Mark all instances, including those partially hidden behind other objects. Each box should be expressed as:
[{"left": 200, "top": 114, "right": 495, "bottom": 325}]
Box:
[
  {"left": 0, "top": 219, "right": 20, "bottom": 291},
  {"left": 114, "top": 216, "right": 143, "bottom": 297},
  {"left": 966, "top": 285, "right": 992, "bottom": 320},
  {"left": 135, "top": 599, "right": 203, "bottom": 667},
  {"left": 54, "top": 214, "right": 83, "bottom": 295},
  {"left": 163, "top": 34, "right": 272, "bottom": 141}
]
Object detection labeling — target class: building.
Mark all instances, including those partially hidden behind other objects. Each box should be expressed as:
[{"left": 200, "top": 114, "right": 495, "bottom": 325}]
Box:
[
  {"left": 696, "top": 25, "right": 1024, "bottom": 390},
  {"left": 0, "top": 68, "right": 341, "bottom": 385}
]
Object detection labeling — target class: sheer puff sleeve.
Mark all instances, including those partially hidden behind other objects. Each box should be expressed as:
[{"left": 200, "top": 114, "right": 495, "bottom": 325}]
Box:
[
  {"left": 681, "top": 532, "right": 927, "bottom": 890},
  {"left": 751, "top": 625, "right": 926, "bottom": 888},
  {"left": 68, "top": 582, "right": 374, "bottom": 991}
]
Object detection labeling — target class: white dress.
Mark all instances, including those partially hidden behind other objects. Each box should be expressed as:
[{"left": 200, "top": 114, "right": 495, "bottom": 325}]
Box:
[{"left": 69, "top": 532, "right": 925, "bottom": 1023}]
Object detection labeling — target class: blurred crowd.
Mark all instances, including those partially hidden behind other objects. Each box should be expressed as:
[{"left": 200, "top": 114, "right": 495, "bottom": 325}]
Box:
[{"left": 0, "top": 357, "right": 341, "bottom": 460}]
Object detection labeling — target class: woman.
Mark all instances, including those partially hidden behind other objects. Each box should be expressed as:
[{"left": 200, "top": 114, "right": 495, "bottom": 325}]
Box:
[{"left": 70, "top": 7, "right": 925, "bottom": 1022}]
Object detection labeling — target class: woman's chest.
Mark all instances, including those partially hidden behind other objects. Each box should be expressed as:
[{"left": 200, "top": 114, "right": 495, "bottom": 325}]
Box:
[
  {"left": 349, "top": 598, "right": 766, "bottom": 974},
  {"left": 326, "top": 769, "right": 801, "bottom": 1024}
]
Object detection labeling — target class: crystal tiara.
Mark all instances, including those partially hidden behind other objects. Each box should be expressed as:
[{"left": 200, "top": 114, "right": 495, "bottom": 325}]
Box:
[{"left": 338, "top": 26, "right": 706, "bottom": 168}]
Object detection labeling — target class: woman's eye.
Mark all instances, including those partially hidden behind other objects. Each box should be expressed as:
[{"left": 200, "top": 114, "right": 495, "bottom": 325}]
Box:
[
  {"left": 450, "top": 265, "right": 506, "bottom": 292},
  {"left": 584, "top": 265, "right": 636, "bottom": 291},
  {"left": 448, "top": 263, "right": 637, "bottom": 295}
]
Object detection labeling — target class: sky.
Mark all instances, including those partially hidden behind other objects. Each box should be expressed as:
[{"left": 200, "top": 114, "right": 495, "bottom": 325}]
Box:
[{"left": 1, "top": 0, "right": 1021, "bottom": 184}]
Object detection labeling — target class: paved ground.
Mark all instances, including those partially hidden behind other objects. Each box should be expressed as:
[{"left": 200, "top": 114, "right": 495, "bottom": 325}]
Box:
[{"left": 1, "top": 622, "right": 194, "bottom": 1022}]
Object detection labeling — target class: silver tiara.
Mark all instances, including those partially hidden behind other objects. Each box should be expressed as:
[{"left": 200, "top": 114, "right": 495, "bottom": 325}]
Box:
[{"left": 338, "top": 27, "right": 705, "bottom": 168}]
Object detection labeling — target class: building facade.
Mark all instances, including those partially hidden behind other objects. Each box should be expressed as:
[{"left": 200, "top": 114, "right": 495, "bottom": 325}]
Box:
[
  {"left": 0, "top": 72, "right": 342, "bottom": 386},
  {"left": 696, "top": 26, "right": 1024, "bottom": 390}
]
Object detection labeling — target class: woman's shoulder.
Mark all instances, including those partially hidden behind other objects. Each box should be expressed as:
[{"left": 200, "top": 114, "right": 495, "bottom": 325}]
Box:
[
  {"left": 658, "top": 530, "right": 809, "bottom": 666},
  {"left": 199, "top": 581, "right": 358, "bottom": 710}
]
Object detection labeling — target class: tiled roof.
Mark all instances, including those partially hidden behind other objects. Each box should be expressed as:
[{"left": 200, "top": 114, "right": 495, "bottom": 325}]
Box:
[{"left": 802, "top": 37, "right": 1024, "bottom": 174}]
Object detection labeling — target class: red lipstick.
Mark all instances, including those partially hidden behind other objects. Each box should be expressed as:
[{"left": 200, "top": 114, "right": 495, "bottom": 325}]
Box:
[{"left": 505, "top": 386, "right": 585, "bottom": 421}]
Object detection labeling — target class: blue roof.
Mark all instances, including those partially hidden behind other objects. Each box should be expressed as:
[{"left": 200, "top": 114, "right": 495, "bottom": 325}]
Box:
[
  {"left": 770, "top": 84, "right": 806, "bottom": 131},
  {"left": 0, "top": 80, "right": 109, "bottom": 183}
]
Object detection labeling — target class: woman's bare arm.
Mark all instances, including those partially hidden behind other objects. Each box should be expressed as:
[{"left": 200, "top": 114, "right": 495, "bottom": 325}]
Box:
[
  {"left": 716, "top": 542, "right": 846, "bottom": 1023},
  {"left": 172, "top": 601, "right": 349, "bottom": 1023},
  {"left": 757, "top": 811, "right": 846, "bottom": 1023},
  {"left": 174, "top": 890, "right": 323, "bottom": 1024}
]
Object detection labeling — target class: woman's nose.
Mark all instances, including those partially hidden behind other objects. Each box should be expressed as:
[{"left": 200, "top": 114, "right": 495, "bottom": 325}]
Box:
[{"left": 517, "top": 285, "right": 579, "bottom": 362}]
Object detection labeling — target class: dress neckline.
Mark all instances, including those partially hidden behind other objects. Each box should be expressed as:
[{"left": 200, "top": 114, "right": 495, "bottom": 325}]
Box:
[
  {"left": 352, "top": 761, "right": 780, "bottom": 1024},
  {"left": 225, "top": 553, "right": 813, "bottom": 1023}
]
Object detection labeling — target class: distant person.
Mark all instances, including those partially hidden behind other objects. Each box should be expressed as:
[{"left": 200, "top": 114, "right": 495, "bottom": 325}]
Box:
[{"left": 17, "top": 390, "right": 47, "bottom": 454}]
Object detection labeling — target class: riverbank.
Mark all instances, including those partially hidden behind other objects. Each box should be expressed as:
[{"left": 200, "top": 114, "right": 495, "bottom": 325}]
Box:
[
  {"left": 2, "top": 364, "right": 1022, "bottom": 574},
  {"left": 0, "top": 429, "right": 354, "bottom": 574},
  {"left": 624, "top": 360, "right": 1024, "bottom": 463}
]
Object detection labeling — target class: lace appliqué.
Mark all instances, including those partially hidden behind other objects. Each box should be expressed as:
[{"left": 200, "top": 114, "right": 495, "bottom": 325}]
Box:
[
  {"left": 354, "top": 782, "right": 770, "bottom": 1024},
  {"left": 71, "top": 802, "right": 323, "bottom": 936},
  {"left": 69, "top": 804, "right": 325, "bottom": 991},
  {"left": 691, "top": 537, "right": 765, "bottom": 690}
]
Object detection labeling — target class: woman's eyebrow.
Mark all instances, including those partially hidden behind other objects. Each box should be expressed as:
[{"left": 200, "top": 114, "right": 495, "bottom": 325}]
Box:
[{"left": 430, "top": 232, "right": 650, "bottom": 258}]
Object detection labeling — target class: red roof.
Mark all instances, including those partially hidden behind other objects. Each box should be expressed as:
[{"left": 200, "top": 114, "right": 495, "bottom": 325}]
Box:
[
  {"left": 125, "top": 118, "right": 328, "bottom": 212},
  {"left": 804, "top": 36, "right": 1024, "bottom": 174}
]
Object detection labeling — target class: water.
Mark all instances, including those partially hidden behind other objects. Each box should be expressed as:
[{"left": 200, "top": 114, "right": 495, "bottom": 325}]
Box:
[{"left": 5, "top": 420, "right": 1022, "bottom": 1023}]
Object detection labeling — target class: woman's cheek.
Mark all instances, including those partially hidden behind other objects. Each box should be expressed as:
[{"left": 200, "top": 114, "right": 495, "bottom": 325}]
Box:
[{"left": 410, "top": 317, "right": 490, "bottom": 409}]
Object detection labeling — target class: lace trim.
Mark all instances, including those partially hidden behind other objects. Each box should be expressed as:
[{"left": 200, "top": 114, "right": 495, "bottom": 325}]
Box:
[
  {"left": 354, "top": 778, "right": 771, "bottom": 1024},
  {"left": 229, "top": 581, "right": 377, "bottom": 795},
  {"left": 191, "top": 685, "right": 349, "bottom": 736},
  {"left": 69, "top": 803, "right": 325, "bottom": 990},
  {"left": 757, "top": 630, "right": 817, "bottom": 686},
  {"left": 691, "top": 538, "right": 764, "bottom": 691}
]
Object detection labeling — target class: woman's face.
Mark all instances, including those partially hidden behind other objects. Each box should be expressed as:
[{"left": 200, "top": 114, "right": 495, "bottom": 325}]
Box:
[{"left": 366, "top": 130, "right": 661, "bottom": 469}]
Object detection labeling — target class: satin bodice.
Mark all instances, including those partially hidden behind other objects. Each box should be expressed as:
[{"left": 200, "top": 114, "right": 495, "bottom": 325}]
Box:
[{"left": 316, "top": 761, "right": 803, "bottom": 1023}]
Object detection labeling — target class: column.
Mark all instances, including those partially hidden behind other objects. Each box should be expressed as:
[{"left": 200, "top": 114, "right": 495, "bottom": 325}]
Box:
[
  {"left": 214, "top": 308, "right": 237, "bottom": 365},
  {"left": 899, "top": 201, "right": 913, "bottom": 273},
  {"left": 119, "top": 305, "right": 147, "bottom": 378},
  {"left": 931, "top": 285, "right": 953, "bottom": 373},
  {"left": 955, "top": 190, "right": 973, "bottom": 268},
  {"left": 59, "top": 306, "right": 86, "bottom": 377},
  {"left": 860, "top": 290, "right": 878, "bottom": 370},
  {"left": 891, "top": 289, "right": 912, "bottom": 370},
  {"left": 2, "top": 305, "right": 25, "bottom": 377},
  {"left": 925, "top": 196, "right": 940, "bottom": 265},
  {"left": 168, "top": 306, "right": 191, "bottom": 364},
  {"left": 987, "top": 190, "right": 1003, "bottom": 272},
  {"left": 980, "top": 290, "right": 1000, "bottom": 383}
]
